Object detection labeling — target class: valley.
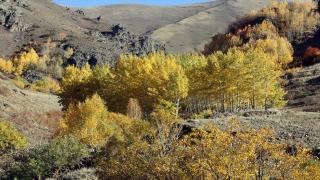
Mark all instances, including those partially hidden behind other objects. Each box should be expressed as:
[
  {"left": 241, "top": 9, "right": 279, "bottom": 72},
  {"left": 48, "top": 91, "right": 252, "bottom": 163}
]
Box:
[{"left": 0, "top": 0, "right": 320, "bottom": 179}]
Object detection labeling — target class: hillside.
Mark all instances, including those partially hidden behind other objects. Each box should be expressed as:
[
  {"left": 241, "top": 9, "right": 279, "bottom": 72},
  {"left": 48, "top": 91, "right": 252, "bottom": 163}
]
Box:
[
  {"left": 0, "top": 72, "right": 62, "bottom": 146},
  {"left": 79, "top": 0, "right": 273, "bottom": 53},
  {"left": 1, "top": 0, "right": 320, "bottom": 179},
  {"left": 0, "top": 0, "right": 165, "bottom": 68},
  {"left": 0, "top": 0, "right": 274, "bottom": 65}
]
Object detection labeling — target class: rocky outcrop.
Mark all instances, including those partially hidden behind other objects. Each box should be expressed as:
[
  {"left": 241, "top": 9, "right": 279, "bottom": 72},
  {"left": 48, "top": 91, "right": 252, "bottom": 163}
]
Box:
[
  {"left": 110, "top": 24, "right": 166, "bottom": 56},
  {"left": 67, "top": 24, "right": 166, "bottom": 68},
  {"left": 22, "top": 70, "right": 43, "bottom": 84},
  {"left": 75, "top": 9, "right": 85, "bottom": 16},
  {"left": 14, "top": 0, "right": 29, "bottom": 7},
  {"left": 0, "top": 0, "right": 23, "bottom": 31}
]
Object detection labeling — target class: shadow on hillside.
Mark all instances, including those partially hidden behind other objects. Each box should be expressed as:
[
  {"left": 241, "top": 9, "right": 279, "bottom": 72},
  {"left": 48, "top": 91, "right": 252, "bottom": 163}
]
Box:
[
  {"left": 306, "top": 76, "right": 320, "bottom": 85},
  {"left": 292, "top": 27, "right": 320, "bottom": 57}
]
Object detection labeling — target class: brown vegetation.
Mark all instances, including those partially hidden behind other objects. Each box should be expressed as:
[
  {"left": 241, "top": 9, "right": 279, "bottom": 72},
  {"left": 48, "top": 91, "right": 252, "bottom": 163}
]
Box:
[{"left": 0, "top": 85, "right": 11, "bottom": 97}]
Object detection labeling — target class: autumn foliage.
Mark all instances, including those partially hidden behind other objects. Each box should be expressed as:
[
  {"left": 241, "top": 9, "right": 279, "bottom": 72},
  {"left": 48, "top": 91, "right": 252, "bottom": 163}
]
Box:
[
  {"left": 98, "top": 119, "right": 320, "bottom": 179},
  {"left": 0, "top": 121, "right": 27, "bottom": 155},
  {"left": 4, "top": 1, "right": 320, "bottom": 179},
  {"left": 56, "top": 94, "right": 121, "bottom": 148},
  {"left": 203, "top": 0, "right": 320, "bottom": 67},
  {"left": 59, "top": 52, "right": 189, "bottom": 114}
]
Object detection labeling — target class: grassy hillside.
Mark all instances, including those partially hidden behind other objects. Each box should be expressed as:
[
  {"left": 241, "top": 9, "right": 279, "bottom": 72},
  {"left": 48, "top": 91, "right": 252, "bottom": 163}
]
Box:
[
  {"left": 0, "top": 0, "right": 320, "bottom": 179},
  {"left": 78, "top": 0, "right": 273, "bottom": 53}
]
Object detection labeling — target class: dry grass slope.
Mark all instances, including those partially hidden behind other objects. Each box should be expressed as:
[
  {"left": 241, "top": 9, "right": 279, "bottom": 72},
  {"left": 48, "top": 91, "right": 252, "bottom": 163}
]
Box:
[
  {"left": 0, "top": 71, "right": 62, "bottom": 146},
  {"left": 78, "top": 0, "right": 273, "bottom": 53}
]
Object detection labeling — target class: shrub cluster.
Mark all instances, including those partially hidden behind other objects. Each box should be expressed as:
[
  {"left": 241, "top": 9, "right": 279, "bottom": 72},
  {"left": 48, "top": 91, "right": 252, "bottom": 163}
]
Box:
[{"left": 6, "top": 135, "right": 89, "bottom": 179}]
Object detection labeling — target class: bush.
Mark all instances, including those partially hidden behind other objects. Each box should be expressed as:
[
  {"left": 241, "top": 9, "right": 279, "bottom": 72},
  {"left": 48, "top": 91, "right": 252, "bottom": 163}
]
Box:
[
  {"left": 13, "top": 75, "right": 28, "bottom": 89},
  {"left": 7, "top": 135, "right": 89, "bottom": 179},
  {"left": 40, "top": 33, "right": 55, "bottom": 38},
  {"left": 190, "top": 109, "right": 213, "bottom": 119},
  {"left": 56, "top": 94, "right": 121, "bottom": 148},
  {"left": 99, "top": 119, "right": 320, "bottom": 179},
  {"left": 0, "top": 121, "right": 27, "bottom": 155},
  {"left": 28, "top": 76, "right": 60, "bottom": 93}
]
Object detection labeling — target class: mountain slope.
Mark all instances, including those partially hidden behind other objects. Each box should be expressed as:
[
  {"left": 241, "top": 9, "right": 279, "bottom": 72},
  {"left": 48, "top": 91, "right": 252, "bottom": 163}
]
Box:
[{"left": 79, "top": 0, "right": 273, "bottom": 53}]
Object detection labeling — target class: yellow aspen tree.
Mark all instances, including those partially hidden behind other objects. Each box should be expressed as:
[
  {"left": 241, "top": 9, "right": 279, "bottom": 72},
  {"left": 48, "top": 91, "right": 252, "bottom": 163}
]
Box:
[
  {"left": 0, "top": 58, "right": 13, "bottom": 73},
  {"left": 106, "top": 52, "right": 188, "bottom": 114},
  {"left": 26, "top": 48, "right": 39, "bottom": 66},
  {"left": 56, "top": 94, "right": 119, "bottom": 148},
  {"left": 254, "top": 37, "right": 293, "bottom": 69},
  {"left": 0, "top": 58, "right": 6, "bottom": 72},
  {"left": 175, "top": 53, "right": 209, "bottom": 114},
  {"left": 58, "top": 63, "right": 92, "bottom": 109}
]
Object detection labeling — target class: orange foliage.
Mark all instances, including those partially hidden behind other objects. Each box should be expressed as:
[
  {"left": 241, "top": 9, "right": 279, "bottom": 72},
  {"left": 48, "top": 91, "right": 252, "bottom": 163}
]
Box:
[
  {"left": 303, "top": 46, "right": 320, "bottom": 59},
  {"left": 57, "top": 32, "right": 67, "bottom": 40}
]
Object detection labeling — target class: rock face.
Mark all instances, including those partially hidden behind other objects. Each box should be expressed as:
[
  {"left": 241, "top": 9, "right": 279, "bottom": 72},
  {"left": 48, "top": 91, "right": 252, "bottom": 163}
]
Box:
[
  {"left": 0, "top": 0, "right": 23, "bottom": 31},
  {"left": 22, "top": 70, "right": 43, "bottom": 84},
  {"left": 110, "top": 24, "right": 166, "bottom": 57},
  {"left": 67, "top": 24, "right": 166, "bottom": 68}
]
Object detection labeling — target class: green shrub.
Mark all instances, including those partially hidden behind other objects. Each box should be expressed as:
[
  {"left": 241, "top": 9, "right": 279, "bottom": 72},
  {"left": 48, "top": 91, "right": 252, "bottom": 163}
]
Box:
[
  {"left": 82, "top": 18, "right": 100, "bottom": 24},
  {"left": 13, "top": 75, "right": 28, "bottom": 89},
  {"left": 190, "top": 109, "right": 213, "bottom": 119},
  {"left": 39, "top": 32, "right": 55, "bottom": 38},
  {"left": 293, "top": 92, "right": 317, "bottom": 100},
  {"left": 28, "top": 76, "right": 60, "bottom": 93},
  {"left": 29, "top": 77, "right": 49, "bottom": 93},
  {"left": 7, "top": 135, "right": 89, "bottom": 179}
]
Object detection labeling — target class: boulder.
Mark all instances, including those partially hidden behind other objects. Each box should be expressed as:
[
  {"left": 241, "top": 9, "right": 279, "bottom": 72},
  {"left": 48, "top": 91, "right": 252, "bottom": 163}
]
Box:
[{"left": 75, "top": 9, "right": 85, "bottom": 16}]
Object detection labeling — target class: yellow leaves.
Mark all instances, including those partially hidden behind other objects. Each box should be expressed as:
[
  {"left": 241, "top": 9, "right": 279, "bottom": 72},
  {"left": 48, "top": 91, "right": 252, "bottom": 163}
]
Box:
[
  {"left": 0, "top": 58, "right": 13, "bottom": 74},
  {"left": 101, "top": 52, "right": 189, "bottom": 114},
  {"left": 28, "top": 76, "right": 60, "bottom": 93},
  {"left": 0, "top": 120, "right": 27, "bottom": 154},
  {"left": 182, "top": 43, "right": 287, "bottom": 113},
  {"left": 59, "top": 63, "right": 92, "bottom": 108},
  {"left": 253, "top": 0, "right": 320, "bottom": 41},
  {"left": 254, "top": 37, "right": 293, "bottom": 69},
  {"left": 56, "top": 94, "right": 115, "bottom": 148},
  {"left": 166, "top": 119, "right": 319, "bottom": 180}
]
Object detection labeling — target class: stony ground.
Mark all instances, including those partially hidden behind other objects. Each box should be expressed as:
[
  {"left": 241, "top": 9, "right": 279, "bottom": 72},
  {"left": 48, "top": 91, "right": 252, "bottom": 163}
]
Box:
[
  {"left": 185, "top": 110, "right": 320, "bottom": 150},
  {"left": 285, "top": 63, "right": 320, "bottom": 112}
]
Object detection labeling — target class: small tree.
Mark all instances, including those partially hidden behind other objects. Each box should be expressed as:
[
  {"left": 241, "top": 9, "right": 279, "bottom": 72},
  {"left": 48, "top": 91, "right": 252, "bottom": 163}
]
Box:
[
  {"left": 0, "top": 121, "right": 27, "bottom": 155},
  {"left": 56, "top": 94, "right": 118, "bottom": 148}
]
